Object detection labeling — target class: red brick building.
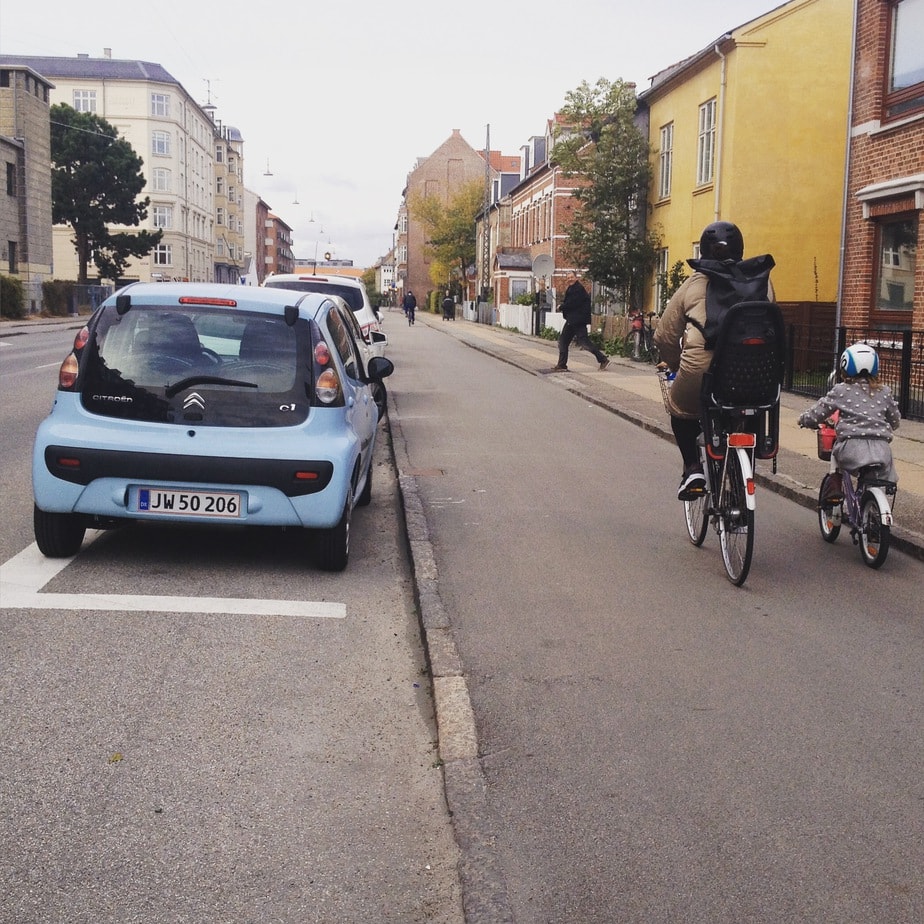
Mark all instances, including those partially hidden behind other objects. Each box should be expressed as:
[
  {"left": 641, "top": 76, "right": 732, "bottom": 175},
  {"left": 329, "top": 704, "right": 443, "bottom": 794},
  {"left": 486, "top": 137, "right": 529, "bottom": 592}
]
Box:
[
  {"left": 398, "top": 129, "right": 501, "bottom": 305},
  {"left": 840, "top": 0, "right": 923, "bottom": 330}
]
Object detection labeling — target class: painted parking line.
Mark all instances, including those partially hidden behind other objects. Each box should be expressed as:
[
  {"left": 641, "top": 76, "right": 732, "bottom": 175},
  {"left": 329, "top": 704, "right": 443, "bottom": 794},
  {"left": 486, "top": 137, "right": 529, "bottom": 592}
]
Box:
[{"left": 0, "top": 540, "right": 346, "bottom": 618}]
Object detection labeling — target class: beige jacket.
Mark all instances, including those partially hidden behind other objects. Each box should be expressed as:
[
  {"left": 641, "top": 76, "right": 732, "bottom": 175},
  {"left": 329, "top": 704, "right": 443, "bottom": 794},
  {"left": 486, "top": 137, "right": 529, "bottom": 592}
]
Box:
[
  {"left": 653, "top": 274, "right": 710, "bottom": 419},
  {"left": 654, "top": 272, "right": 775, "bottom": 419}
]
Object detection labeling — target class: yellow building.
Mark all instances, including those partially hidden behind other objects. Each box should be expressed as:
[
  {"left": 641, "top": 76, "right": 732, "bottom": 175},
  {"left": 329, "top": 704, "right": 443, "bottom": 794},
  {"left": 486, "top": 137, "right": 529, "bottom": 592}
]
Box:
[{"left": 638, "top": 0, "right": 853, "bottom": 311}]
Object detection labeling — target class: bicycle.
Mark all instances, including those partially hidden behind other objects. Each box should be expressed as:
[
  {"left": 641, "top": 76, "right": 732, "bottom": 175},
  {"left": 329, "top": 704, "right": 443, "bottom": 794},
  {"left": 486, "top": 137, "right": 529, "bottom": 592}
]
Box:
[
  {"left": 813, "top": 419, "right": 896, "bottom": 568},
  {"left": 660, "top": 301, "right": 785, "bottom": 586},
  {"left": 629, "top": 311, "right": 660, "bottom": 363}
]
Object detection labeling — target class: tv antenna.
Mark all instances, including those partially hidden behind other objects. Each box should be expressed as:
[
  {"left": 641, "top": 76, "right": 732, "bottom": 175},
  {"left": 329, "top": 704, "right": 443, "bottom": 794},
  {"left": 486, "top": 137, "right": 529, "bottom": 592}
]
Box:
[{"left": 202, "top": 78, "right": 220, "bottom": 106}]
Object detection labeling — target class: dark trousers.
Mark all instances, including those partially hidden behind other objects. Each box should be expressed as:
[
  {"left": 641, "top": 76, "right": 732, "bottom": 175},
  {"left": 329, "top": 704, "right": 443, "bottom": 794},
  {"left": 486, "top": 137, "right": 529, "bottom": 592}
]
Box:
[
  {"left": 671, "top": 415, "right": 703, "bottom": 469},
  {"left": 558, "top": 320, "right": 606, "bottom": 366}
]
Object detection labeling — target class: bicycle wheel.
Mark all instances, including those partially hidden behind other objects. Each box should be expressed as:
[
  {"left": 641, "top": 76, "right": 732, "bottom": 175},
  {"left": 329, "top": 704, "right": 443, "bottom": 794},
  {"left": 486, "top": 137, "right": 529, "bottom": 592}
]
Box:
[
  {"left": 817, "top": 476, "right": 842, "bottom": 543},
  {"left": 718, "top": 450, "right": 754, "bottom": 586},
  {"left": 859, "top": 491, "right": 890, "bottom": 569},
  {"left": 684, "top": 489, "right": 709, "bottom": 546}
]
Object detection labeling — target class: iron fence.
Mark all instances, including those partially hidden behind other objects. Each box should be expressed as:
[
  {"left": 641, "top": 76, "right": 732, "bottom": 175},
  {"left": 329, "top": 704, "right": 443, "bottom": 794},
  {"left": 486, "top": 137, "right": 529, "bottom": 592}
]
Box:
[{"left": 785, "top": 324, "right": 924, "bottom": 421}]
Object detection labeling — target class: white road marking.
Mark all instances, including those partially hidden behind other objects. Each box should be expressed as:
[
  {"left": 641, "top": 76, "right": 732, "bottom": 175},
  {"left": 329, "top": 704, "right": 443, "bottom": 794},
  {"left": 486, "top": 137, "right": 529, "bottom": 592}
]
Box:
[{"left": 0, "top": 539, "right": 345, "bottom": 618}]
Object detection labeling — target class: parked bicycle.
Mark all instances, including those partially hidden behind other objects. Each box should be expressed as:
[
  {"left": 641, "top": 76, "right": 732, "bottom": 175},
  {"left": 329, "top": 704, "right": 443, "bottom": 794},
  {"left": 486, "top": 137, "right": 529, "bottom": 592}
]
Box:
[
  {"left": 659, "top": 301, "right": 785, "bottom": 586},
  {"left": 812, "top": 418, "right": 896, "bottom": 568},
  {"left": 629, "top": 311, "right": 660, "bottom": 363}
]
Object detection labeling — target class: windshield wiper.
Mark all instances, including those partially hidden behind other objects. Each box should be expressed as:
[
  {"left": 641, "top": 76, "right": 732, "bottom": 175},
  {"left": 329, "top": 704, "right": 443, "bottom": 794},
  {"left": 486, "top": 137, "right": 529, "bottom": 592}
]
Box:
[{"left": 165, "top": 375, "right": 258, "bottom": 398}]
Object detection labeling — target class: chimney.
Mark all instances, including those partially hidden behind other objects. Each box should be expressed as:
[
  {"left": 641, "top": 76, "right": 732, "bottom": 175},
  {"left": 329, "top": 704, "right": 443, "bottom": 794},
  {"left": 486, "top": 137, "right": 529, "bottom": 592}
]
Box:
[{"left": 103, "top": 48, "right": 112, "bottom": 59}]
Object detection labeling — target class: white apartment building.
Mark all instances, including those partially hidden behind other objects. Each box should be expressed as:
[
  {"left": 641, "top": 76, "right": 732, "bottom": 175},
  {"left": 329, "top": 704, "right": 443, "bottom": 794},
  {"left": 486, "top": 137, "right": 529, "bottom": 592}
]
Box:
[{"left": 1, "top": 52, "right": 220, "bottom": 283}]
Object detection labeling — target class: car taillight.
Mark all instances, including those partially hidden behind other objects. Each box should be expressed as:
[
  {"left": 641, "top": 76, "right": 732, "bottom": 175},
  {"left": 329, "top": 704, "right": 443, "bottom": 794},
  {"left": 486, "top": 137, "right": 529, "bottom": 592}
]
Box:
[
  {"left": 316, "top": 368, "right": 340, "bottom": 404},
  {"left": 314, "top": 342, "right": 332, "bottom": 366},
  {"left": 58, "top": 325, "right": 90, "bottom": 390},
  {"left": 309, "top": 325, "right": 343, "bottom": 406},
  {"left": 59, "top": 353, "right": 80, "bottom": 389}
]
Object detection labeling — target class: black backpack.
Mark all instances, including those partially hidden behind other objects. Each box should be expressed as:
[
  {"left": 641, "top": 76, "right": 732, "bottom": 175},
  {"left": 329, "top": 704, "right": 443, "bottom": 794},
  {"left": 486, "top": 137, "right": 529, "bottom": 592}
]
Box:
[{"left": 685, "top": 254, "right": 775, "bottom": 349}]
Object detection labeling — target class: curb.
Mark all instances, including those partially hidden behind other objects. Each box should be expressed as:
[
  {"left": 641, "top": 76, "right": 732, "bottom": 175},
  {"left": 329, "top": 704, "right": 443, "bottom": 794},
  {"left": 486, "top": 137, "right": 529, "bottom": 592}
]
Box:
[{"left": 387, "top": 414, "right": 515, "bottom": 924}]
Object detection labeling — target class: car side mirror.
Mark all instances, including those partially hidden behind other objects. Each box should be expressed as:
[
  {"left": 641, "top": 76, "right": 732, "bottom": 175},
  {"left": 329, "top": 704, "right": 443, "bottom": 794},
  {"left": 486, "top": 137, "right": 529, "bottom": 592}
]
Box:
[{"left": 367, "top": 356, "right": 394, "bottom": 381}]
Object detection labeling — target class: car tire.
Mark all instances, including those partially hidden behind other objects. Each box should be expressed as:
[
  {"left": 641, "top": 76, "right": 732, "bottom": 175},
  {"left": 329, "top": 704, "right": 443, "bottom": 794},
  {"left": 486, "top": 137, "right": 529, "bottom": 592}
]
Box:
[
  {"left": 371, "top": 381, "right": 387, "bottom": 420},
  {"left": 356, "top": 462, "right": 373, "bottom": 508},
  {"left": 316, "top": 497, "right": 351, "bottom": 571},
  {"left": 34, "top": 505, "right": 86, "bottom": 557}
]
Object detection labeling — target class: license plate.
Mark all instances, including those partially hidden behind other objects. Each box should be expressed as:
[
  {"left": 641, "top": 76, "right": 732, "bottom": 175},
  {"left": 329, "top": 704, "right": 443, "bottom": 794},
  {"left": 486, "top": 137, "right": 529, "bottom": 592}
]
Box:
[{"left": 136, "top": 487, "right": 243, "bottom": 518}]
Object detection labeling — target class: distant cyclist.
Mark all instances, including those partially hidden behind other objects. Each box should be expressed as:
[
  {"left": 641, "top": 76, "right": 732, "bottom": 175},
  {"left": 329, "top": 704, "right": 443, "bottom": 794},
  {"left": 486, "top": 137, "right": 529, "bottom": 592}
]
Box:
[{"left": 402, "top": 290, "right": 417, "bottom": 326}]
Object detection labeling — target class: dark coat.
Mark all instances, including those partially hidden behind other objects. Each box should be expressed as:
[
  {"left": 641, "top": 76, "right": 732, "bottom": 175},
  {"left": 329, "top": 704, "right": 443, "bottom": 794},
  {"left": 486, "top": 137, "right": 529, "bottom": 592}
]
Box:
[{"left": 559, "top": 280, "right": 592, "bottom": 325}]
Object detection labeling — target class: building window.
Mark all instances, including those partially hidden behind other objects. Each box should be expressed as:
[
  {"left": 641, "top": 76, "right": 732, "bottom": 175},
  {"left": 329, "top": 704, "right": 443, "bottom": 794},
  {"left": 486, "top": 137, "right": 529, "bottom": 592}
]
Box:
[
  {"left": 151, "top": 93, "right": 170, "bottom": 117},
  {"left": 658, "top": 123, "right": 673, "bottom": 199},
  {"left": 216, "top": 176, "right": 224, "bottom": 195},
  {"left": 6, "top": 162, "right": 15, "bottom": 196},
  {"left": 152, "top": 205, "right": 173, "bottom": 229},
  {"left": 696, "top": 98, "right": 717, "bottom": 186},
  {"left": 152, "top": 168, "right": 170, "bottom": 192},
  {"left": 874, "top": 216, "right": 917, "bottom": 312},
  {"left": 72, "top": 89, "right": 96, "bottom": 113},
  {"left": 655, "top": 247, "right": 669, "bottom": 311},
  {"left": 215, "top": 145, "right": 224, "bottom": 164},
  {"left": 152, "top": 131, "right": 170, "bottom": 156},
  {"left": 216, "top": 207, "right": 225, "bottom": 225},
  {"left": 510, "top": 278, "right": 529, "bottom": 300},
  {"left": 886, "top": 0, "right": 924, "bottom": 118},
  {"left": 7, "top": 240, "right": 17, "bottom": 274},
  {"left": 153, "top": 244, "right": 172, "bottom": 266}
]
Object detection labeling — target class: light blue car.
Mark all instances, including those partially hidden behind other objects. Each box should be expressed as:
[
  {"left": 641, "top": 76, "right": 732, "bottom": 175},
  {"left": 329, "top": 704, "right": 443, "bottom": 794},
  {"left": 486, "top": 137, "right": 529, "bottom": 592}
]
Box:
[{"left": 32, "top": 282, "right": 394, "bottom": 571}]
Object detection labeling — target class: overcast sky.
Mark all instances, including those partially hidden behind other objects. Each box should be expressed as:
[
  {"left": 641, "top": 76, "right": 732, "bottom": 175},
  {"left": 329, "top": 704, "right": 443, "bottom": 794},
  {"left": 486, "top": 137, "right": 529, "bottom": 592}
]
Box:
[{"left": 1, "top": 0, "right": 782, "bottom": 267}]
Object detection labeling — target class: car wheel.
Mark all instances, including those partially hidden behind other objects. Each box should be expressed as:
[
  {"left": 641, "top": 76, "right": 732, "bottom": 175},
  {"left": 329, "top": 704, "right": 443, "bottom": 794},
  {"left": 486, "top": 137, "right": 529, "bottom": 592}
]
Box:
[
  {"left": 371, "top": 381, "right": 387, "bottom": 420},
  {"left": 356, "top": 461, "right": 373, "bottom": 507},
  {"left": 34, "top": 505, "right": 86, "bottom": 557},
  {"left": 316, "top": 497, "right": 351, "bottom": 571}
]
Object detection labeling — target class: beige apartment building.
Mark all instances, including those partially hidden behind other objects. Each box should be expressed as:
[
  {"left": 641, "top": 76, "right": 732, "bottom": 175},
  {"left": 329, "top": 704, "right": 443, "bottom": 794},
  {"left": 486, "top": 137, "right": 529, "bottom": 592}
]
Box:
[
  {"left": 1, "top": 52, "right": 220, "bottom": 284},
  {"left": 208, "top": 115, "right": 246, "bottom": 284},
  {"left": 0, "top": 63, "right": 54, "bottom": 309}
]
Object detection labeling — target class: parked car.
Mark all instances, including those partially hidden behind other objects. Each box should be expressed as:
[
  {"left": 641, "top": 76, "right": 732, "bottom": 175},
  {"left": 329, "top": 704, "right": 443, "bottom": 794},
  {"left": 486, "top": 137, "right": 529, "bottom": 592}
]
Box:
[
  {"left": 32, "top": 282, "right": 394, "bottom": 571},
  {"left": 262, "top": 273, "right": 387, "bottom": 356}
]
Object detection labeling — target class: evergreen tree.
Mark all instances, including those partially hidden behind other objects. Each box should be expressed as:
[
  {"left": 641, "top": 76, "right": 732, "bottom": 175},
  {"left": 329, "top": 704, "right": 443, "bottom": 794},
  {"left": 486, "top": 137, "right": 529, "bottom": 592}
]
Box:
[
  {"left": 50, "top": 103, "right": 162, "bottom": 284},
  {"left": 553, "top": 78, "right": 660, "bottom": 310}
]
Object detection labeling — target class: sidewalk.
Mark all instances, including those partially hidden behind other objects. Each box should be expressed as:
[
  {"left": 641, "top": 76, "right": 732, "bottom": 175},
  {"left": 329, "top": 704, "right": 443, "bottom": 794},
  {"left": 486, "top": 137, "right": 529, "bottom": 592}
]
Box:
[{"left": 417, "top": 312, "right": 924, "bottom": 562}]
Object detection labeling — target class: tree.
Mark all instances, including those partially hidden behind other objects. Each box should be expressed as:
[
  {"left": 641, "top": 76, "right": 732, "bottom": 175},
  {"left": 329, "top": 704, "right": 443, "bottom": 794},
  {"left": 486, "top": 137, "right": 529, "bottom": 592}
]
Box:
[
  {"left": 408, "top": 179, "right": 483, "bottom": 293},
  {"left": 552, "top": 78, "right": 660, "bottom": 311},
  {"left": 50, "top": 103, "right": 162, "bottom": 284},
  {"left": 657, "top": 260, "right": 688, "bottom": 313}
]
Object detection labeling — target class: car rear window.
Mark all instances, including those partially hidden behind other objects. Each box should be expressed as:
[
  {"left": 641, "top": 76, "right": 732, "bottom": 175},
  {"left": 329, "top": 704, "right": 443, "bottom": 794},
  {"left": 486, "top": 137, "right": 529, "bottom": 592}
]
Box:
[
  {"left": 80, "top": 304, "right": 310, "bottom": 427},
  {"left": 264, "top": 279, "right": 363, "bottom": 312}
]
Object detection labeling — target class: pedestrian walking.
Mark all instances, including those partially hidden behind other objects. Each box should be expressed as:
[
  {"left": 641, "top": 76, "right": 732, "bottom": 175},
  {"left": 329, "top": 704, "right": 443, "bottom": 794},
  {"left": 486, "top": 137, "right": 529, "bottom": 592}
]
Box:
[
  {"left": 441, "top": 292, "right": 455, "bottom": 321},
  {"left": 552, "top": 272, "right": 609, "bottom": 372}
]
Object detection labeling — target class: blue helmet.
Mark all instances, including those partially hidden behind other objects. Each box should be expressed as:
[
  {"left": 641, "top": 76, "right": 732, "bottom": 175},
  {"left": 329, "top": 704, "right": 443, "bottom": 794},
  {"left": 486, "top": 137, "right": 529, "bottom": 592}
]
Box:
[{"left": 840, "top": 342, "right": 879, "bottom": 378}]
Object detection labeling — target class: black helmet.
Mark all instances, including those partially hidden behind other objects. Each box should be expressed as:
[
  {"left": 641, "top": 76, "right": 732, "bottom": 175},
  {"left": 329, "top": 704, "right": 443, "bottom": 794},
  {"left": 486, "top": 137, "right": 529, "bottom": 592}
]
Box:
[{"left": 700, "top": 221, "right": 744, "bottom": 261}]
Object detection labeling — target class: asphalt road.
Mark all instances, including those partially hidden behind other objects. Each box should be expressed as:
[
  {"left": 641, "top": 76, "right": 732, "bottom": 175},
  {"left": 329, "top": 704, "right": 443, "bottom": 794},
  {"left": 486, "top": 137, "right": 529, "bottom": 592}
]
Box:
[
  {"left": 5, "top": 314, "right": 923, "bottom": 923},
  {"left": 0, "top": 322, "right": 464, "bottom": 924},
  {"left": 384, "top": 309, "right": 924, "bottom": 924}
]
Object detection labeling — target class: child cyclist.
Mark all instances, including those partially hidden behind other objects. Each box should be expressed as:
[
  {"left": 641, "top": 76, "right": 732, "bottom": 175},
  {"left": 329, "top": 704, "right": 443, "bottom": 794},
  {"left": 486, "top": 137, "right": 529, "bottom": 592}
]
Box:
[{"left": 798, "top": 343, "right": 901, "bottom": 499}]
